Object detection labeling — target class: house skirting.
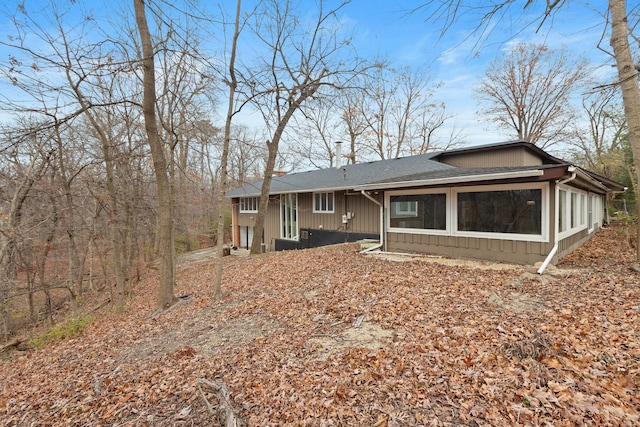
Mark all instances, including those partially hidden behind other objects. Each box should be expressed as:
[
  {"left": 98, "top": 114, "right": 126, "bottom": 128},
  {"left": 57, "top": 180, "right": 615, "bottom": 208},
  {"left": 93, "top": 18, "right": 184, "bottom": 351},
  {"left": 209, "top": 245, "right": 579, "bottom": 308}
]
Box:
[{"left": 274, "top": 228, "right": 378, "bottom": 251}]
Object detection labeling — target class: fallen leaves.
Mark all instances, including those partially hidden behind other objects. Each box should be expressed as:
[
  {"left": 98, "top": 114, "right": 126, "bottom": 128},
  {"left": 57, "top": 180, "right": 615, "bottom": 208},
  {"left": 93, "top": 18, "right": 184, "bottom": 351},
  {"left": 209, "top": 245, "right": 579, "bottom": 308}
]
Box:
[{"left": 1, "top": 224, "right": 639, "bottom": 425}]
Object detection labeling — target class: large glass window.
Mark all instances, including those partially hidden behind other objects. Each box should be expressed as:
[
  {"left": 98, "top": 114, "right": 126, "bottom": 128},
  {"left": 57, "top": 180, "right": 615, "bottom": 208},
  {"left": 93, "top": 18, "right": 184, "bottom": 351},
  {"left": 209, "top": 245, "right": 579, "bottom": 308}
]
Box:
[
  {"left": 457, "top": 189, "right": 542, "bottom": 235},
  {"left": 390, "top": 193, "right": 446, "bottom": 230},
  {"left": 571, "top": 193, "right": 578, "bottom": 228},
  {"left": 281, "top": 193, "right": 297, "bottom": 240},
  {"left": 313, "top": 192, "right": 334, "bottom": 213}
]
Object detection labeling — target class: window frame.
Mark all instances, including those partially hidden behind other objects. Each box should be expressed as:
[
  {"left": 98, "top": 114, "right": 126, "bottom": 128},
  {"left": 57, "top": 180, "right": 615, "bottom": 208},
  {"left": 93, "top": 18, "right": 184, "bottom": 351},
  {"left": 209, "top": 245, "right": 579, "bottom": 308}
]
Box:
[
  {"left": 280, "top": 193, "right": 298, "bottom": 240},
  {"left": 452, "top": 183, "right": 549, "bottom": 242},
  {"left": 386, "top": 188, "right": 450, "bottom": 235},
  {"left": 557, "top": 185, "right": 589, "bottom": 240},
  {"left": 386, "top": 183, "right": 549, "bottom": 242},
  {"left": 239, "top": 196, "right": 259, "bottom": 213},
  {"left": 312, "top": 191, "right": 335, "bottom": 213}
]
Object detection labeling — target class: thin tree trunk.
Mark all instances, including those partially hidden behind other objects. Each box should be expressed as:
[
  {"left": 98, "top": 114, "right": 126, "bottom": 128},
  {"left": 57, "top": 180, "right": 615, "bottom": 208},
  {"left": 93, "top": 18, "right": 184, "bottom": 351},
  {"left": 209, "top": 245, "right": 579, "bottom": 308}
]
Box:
[
  {"left": 250, "top": 74, "right": 326, "bottom": 255},
  {"left": 134, "top": 0, "right": 176, "bottom": 309},
  {"left": 609, "top": 0, "right": 640, "bottom": 262},
  {"left": 214, "top": 0, "right": 242, "bottom": 299}
]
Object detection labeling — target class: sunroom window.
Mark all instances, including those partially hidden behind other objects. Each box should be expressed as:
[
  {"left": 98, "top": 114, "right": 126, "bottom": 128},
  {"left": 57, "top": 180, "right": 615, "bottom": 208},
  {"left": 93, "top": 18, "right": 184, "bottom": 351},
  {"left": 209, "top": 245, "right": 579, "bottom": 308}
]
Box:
[
  {"left": 390, "top": 194, "right": 446, "bottom": 230},
  {"left": 457, "top": 189, "right": 542, "bottom": 235}
]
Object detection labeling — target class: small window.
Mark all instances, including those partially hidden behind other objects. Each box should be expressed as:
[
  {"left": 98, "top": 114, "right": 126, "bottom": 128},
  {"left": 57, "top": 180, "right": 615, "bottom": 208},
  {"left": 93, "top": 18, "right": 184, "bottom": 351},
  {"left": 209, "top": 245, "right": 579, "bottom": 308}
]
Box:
[
  {"left": 239, "top": 197, "right": 259, "bottom": 213},
  {"left": 392, "top": 200, "right": 418, "bottom": 218},
  {"left": 313, "top": 192, "right": 334, "bottom": 213}
]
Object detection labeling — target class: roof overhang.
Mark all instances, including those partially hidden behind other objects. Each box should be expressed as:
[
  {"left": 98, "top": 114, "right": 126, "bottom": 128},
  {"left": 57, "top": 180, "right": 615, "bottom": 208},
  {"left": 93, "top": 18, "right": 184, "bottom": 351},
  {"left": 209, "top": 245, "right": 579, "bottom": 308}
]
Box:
[
  {"left": 228, "top": 163, "right": 624, "bottom": 198},
  {"left": 354, "top": 169, "right": 546, "bottom": 191}
]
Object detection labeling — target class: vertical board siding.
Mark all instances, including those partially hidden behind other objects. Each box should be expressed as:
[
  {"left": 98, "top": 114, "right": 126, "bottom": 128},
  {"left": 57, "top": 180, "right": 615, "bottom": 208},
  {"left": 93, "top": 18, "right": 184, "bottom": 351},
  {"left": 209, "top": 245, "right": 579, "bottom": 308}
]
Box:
[
  {"left": 347, "top": 192, "right": 382, "bottom": 234},
  {"left": 387, "top": 233, "right": 554, "bottom": 264},
  {"left": 264, "top": 195, "right": 281, "bottom": 251},
  {"left": 440, "top": 147, "right": 543, "bottom": 168}
]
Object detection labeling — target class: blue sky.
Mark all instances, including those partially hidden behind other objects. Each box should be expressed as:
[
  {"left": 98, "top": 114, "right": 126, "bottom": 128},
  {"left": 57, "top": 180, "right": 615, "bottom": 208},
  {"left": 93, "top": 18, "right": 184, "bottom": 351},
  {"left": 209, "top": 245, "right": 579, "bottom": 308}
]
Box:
[
  {"left": 0, "top": 0, "right": 619, "bottom": 150},
  {"left": 338, "top": 0, "right": 617, "bottom": 146}
]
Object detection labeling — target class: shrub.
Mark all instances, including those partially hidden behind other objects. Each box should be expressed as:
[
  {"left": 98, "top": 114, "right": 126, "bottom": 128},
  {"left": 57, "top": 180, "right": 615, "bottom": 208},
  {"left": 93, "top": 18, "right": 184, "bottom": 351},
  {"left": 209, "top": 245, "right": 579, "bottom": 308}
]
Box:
[{"left": 29, "top": 315, "right": 94, "bottom": 349}]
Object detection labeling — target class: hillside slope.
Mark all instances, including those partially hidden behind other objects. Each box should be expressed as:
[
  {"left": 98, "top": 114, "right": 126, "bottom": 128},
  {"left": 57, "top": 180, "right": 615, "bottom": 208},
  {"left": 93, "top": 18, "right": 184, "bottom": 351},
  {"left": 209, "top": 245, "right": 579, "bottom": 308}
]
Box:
[{"left": 1, "top": 224, "right": 639, "bottom": 426}]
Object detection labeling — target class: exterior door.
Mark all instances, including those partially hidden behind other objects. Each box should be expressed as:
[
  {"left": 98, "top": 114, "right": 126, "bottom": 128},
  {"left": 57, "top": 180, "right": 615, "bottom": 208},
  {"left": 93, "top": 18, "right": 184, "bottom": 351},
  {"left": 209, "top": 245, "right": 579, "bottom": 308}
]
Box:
[{"left": 240, "top": 226, "right": 253, "bottom": 249}]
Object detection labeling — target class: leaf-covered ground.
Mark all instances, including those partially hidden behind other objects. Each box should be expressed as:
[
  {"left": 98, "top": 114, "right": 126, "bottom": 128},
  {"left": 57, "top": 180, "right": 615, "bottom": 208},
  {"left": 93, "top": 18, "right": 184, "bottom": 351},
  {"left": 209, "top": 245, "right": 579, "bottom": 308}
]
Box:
[{"left": 1, "top": 224, "right": 639, "bottom": 426}]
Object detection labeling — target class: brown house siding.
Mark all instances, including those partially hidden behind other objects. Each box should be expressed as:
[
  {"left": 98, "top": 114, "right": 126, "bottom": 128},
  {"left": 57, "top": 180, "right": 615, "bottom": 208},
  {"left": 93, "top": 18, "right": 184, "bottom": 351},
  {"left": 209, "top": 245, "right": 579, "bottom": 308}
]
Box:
[
  {"left": 438, "top": 146, "right": 544, "bottom": 168},
  {"left": 291, "top": 191, "right": 381, "bottom": 235},
  {"left": 238, "top": 192, "right": 383, "bottom": 252},
  {"left": 345, "top": 192, "right": 382, "bottom": 234},
  {"left": 558, "top": 228, "right": 591, "bottom": 259},
  {"left": 264, "top": 196, "right": 281, "bottom": 251},
  {"left": 386, "top": 233, "right": 553, "bottom": 265}
]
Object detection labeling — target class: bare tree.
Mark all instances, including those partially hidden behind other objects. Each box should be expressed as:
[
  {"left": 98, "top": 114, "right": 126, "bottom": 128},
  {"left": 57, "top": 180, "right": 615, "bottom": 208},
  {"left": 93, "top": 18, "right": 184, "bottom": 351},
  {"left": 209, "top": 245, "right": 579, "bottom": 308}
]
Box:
[
  {"left": 240, "top": 0, "right": 365, "bottom": 255},
  {"left": 475, "top": 43, "right": 590, "bottom": 149},
  {"left": 415, "top": 0, "right": 640, "bottom": 262},
  {"left": 0, "top": 128, "right": 53, "bottom": 339},
  {"left": 360, "top": 65, "right": 449, "bottom": 159},
  {"left": 569, "top": 88, "right": 628, "bottom": 180},
  {"left": 609, "top": 0, "right": 640, "bottom": 257},
  {"left": 338, "top": 86, "right": 368, "bottom": 164},
  {"left": 214, "top": 0, "right": 242, "bottom": 300},
  {"left": 226, "top": 126, "right": 267, "bottom": 188},
  {"left": 133, "top": 0, "right": 176, "bottom": 309},
  {"left": 289, "top": 96, "right": 342, "bottom": 169},
  {"left": 0, "top": 1, "right": 139, "bottom": 312}
]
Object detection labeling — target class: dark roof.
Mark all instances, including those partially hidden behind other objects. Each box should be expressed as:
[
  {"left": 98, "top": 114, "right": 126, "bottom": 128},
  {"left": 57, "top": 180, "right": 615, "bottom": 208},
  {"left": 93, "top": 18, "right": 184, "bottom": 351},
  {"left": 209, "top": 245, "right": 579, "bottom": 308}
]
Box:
[
  {"left": 227, "top": 140, "right": 625, "bottom": 197},
  {"left": 227, "top": 152, "right": 454, "bottom": 197}
]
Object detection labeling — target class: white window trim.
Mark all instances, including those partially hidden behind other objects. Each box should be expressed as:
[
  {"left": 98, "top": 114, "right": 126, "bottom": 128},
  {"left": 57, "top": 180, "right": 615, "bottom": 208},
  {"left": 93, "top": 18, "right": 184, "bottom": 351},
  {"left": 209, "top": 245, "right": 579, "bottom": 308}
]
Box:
[
  {"left": 312, "top": 191, "right": 335, "bottom": 213},
  {"left": 452, "top": 183, "right": 549, "bottom": 243},
  {"left": 386, "top": 188, "right": 450, "bottom": 236},
  {"left": 386, "top": 183, "right": 550, "bottom": 243},
  {"left": 280, "top": 193, "right": 299, "bottom": 240},
  {"left": 557, "top": 185, "right": 589, "bottom": 240},
  {"left": 392, "top": 200, "right": 418, "bottom": 217},
  {"left": 239, "top": 196, "right": 259, "bottom": 213}
]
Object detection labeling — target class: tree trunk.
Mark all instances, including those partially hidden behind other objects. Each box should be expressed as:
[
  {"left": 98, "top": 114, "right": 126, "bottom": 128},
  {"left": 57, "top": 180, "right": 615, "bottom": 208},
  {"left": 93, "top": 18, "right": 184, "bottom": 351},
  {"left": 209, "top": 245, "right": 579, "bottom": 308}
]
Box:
[
  {"left": 214, "top": 0, "right": 242, "bottom": 299},
  {"left": 134, "top": 0, "right": 176, "bottom": 309},
  {"left": 64, "top": 71, "right": 129, "bottom": 312},
  {"left": 250, "top": 77, "right": 325, "bottom": 255},
  {"left": 250, "top": 139, "right": 278, "bottom": 255},
  {"left": 609, "top": 0, "right": 640, "bottom": 261}
]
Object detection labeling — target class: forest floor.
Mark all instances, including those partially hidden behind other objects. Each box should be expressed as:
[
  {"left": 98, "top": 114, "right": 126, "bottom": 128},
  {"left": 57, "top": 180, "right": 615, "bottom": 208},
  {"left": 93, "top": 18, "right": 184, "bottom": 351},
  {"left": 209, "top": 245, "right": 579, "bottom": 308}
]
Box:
[{"left": 0, "top": 222, "right": 639, "bottom": 426}]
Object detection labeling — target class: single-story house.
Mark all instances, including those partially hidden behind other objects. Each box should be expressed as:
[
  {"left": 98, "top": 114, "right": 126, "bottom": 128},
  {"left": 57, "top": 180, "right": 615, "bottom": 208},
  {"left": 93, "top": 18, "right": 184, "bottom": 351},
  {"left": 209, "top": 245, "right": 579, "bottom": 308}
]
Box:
[{"left": 227, "top": 140, "right": 625, "bottom": 268}]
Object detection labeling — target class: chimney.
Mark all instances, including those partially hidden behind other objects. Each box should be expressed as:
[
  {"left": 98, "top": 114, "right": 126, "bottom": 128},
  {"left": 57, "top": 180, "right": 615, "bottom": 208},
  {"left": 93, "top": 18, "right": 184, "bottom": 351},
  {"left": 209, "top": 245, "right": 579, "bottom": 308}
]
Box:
[
  {"left": 335, "top": 141, "right": 342, "bottom": 169},
  {"left": 273, "top": 169, "right": 287, "bottom": 177}
]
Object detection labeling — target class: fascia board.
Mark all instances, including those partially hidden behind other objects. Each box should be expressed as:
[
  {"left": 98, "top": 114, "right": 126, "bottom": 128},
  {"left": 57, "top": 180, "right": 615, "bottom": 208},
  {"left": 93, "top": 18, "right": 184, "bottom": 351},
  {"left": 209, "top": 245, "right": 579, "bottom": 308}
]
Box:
[{"left": 354, "top": 169, "right": 545, "bottom": 191}]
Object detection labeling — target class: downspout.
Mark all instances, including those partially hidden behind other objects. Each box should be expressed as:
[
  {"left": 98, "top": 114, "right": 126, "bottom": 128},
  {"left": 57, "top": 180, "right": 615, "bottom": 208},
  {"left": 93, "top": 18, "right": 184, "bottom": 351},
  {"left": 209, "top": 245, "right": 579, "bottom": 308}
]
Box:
[
  {"left": 360, "top": 190, "right": 384, "bottom": 252},
  {"left": 537, "top": 166, "right": 576, "bottom": 274}
]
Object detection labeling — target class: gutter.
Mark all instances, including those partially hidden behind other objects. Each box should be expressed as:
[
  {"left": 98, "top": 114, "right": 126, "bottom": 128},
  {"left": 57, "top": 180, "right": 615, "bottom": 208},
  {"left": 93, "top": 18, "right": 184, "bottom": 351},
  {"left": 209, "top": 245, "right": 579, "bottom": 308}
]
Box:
[
  {"left": 355, "top": 169, "right": 544, "bottom": 192},
  {"left": 360, "top": 190, "right": 384, "bottom": 253},
  {"left": 537, "top": 166, "right": 577, "bottom": 274}
]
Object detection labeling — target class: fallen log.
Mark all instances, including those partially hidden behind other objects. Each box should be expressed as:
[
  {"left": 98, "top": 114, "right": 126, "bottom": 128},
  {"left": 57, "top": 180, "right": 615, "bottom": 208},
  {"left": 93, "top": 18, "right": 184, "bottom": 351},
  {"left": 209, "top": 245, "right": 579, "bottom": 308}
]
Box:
[
  {"left": 196, "top": 379, "right": 245, "bottom": 427},
  {"left": 0, "top": 338, "right": 26, "bottom": 353}
]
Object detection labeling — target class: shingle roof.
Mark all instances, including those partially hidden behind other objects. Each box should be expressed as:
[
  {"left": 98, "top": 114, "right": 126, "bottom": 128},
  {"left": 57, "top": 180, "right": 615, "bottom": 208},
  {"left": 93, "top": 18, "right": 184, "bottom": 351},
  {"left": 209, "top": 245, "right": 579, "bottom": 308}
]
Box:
[
  {"left": 226, "top": 140, "right": 625, "bottom": 197},
  {"left": 226, "top": 152, "right": 454, "bottom": 197}
]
